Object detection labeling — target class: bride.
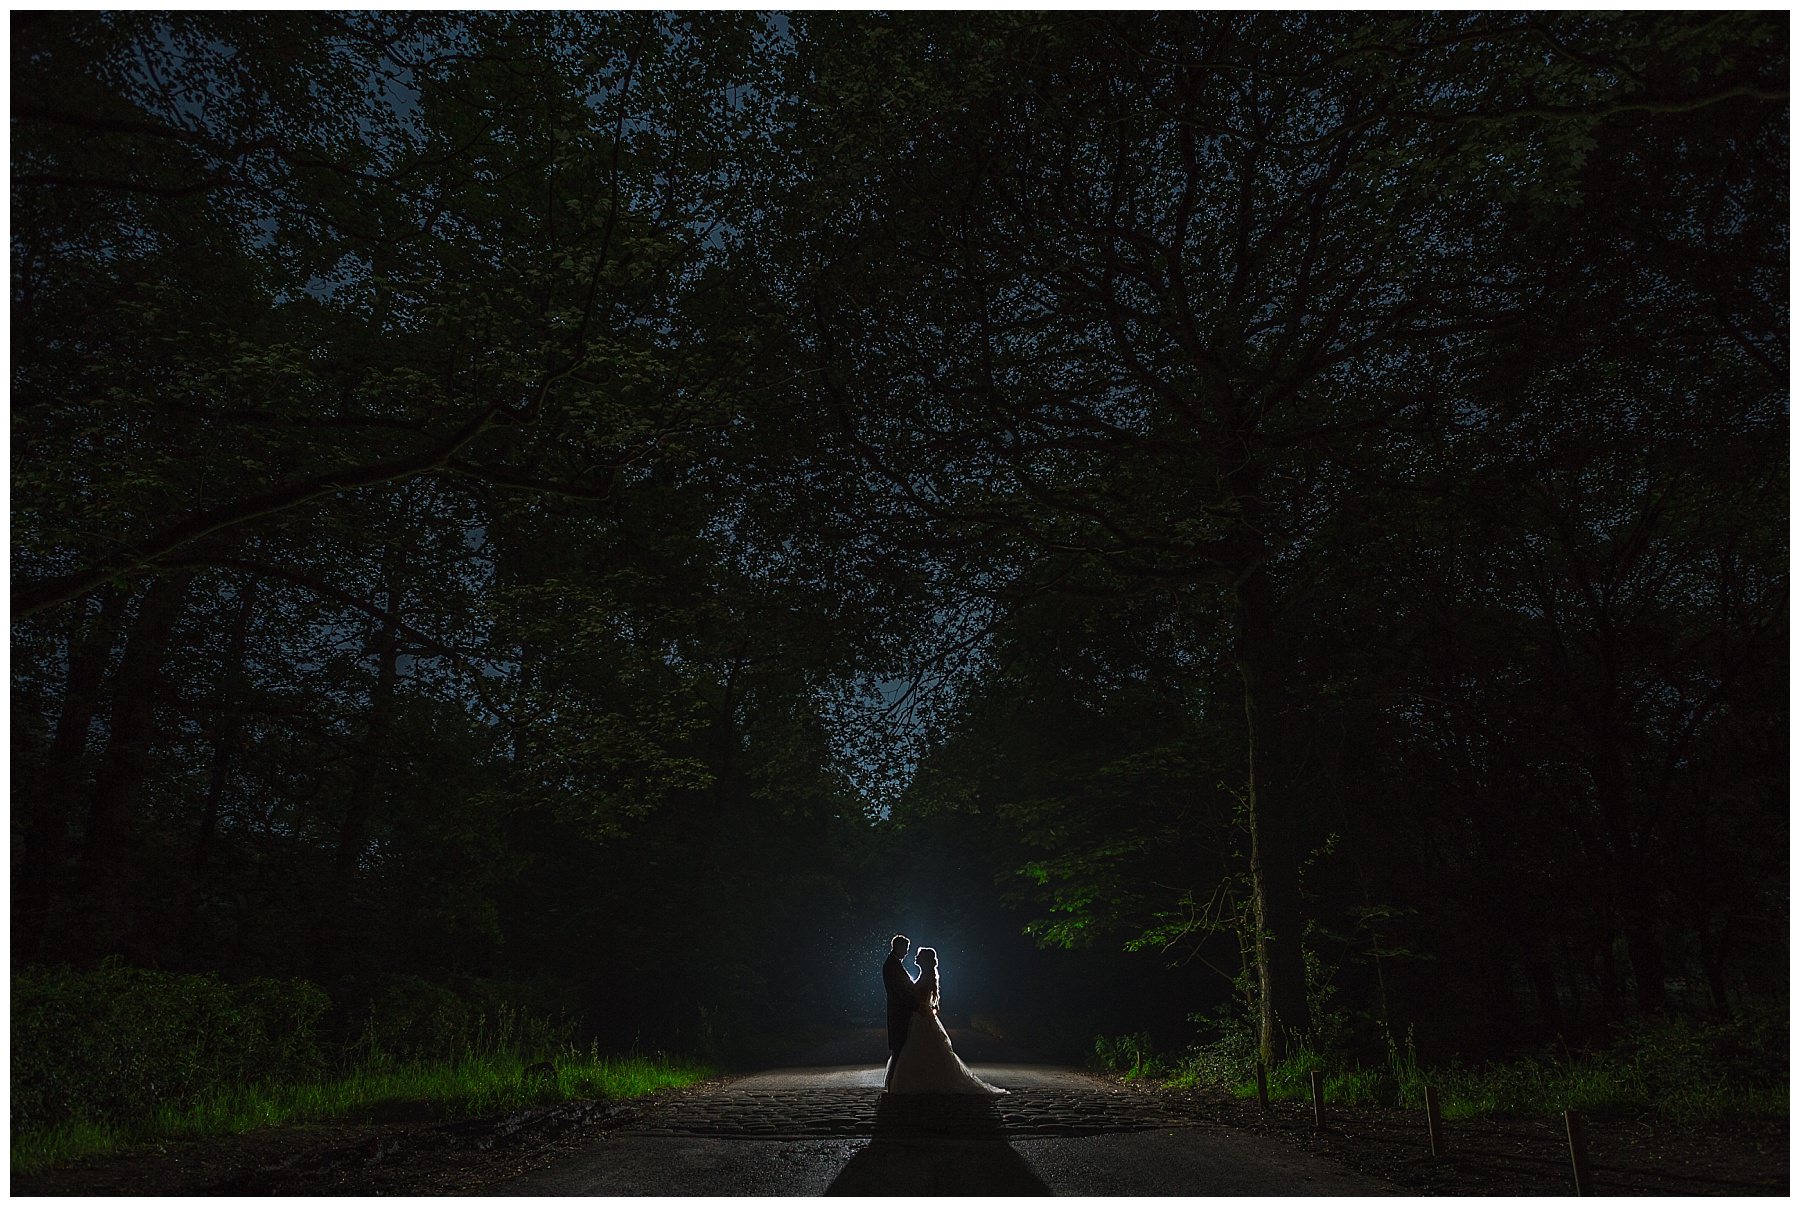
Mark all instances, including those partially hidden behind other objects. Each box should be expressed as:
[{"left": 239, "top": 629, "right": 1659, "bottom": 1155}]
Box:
[{"left": 886, "top": 948, "right": 1008, "bottom": 1095}]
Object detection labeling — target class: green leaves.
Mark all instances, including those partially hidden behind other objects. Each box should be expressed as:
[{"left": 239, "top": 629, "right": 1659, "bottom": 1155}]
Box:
[{"left": 10, "top": 10, "right": 1784, "bottom": 1070}]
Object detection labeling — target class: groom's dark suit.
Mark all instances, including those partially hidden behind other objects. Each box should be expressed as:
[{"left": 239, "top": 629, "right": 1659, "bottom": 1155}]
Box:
[{"left": 882, "top": 951, "right": 917, "bottom": 1060}]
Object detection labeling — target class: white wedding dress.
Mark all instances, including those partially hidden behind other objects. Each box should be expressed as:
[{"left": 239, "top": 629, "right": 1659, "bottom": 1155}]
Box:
[{"left": 886, "top": 970, "right": 1008, "bottom": 1095}]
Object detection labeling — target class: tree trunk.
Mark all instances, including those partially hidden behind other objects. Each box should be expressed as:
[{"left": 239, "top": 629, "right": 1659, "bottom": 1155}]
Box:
[
  {"left": 1558, "top": 935, "right": 1586, "bottom": 1022},
  {"left": 335, "top": 608, "right": 400, "bottom": 879},
  {"left": 1481, "top": 952, "right": 1516, "bottom": 1036},
  {"left": 35, "top": 586, "right": 129, "bottom": 814},
  {"left": 1526, "top": 955, "right": 1564, "bottom": 1036},
  {"left": 1596, "top": 934, "right": 1623, "bottom": 1018},
  {"left": 194, "top": 578, "right": 261, "bottom": 877},
  {"left": 1697, "top": 909, "right": 1731, "bottom": 1016},
  {"left": 1623, "top": 917, "right": 1668, "bottom": 1012},
  {"left": 1234, "top": 551, "right": 1312, "bottom": 1065},
  {"left": 504, "top": 653, "right": 536, "bottom": 845},
  {"left": 1616, "top": 857, "right": 1667, "bottom": 1011},
  {"left": 15, "top": 585, "right": 128, "bottom": 961},
  {"left": 76, "top": 571, "right": 194, "bottom": 957},
  {"left": 305, "top": 595, "right": 402, "bottom": 985}
]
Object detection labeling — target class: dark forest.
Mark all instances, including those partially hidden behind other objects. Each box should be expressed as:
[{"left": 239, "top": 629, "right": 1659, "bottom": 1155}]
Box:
[{"left": 10, "top": 10, "right": 1788, "bottom": 1171}]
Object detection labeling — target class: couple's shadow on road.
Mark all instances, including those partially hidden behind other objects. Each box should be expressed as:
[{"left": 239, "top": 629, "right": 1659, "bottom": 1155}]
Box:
[{"left": 825, "top": 1092, "right": 1049, "bottom": 1196}]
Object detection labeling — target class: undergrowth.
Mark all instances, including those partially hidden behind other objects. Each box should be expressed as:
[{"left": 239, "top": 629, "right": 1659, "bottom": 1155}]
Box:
[
  {"left": 13, "top": 1045, "right": 712, "bottom": 1175},
  {"left": 1098, "top": 1000, "right": 1787, "bottom": 1127},
  {"left": 13, "top": 963, "right": 714, "bottom": 1174}
]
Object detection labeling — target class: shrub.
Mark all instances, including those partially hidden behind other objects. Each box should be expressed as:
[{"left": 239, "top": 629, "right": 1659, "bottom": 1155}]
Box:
[
  {"left": 1263, "top": 1044, "right": 1327, "bottom": 1100},
  {"left": 13, "top": 963, "right": 705, "bottom": 1173},
  {"left": 1092, "top": 1032, "right": 1166, "bottom": 1080},
  {"left": 1168, "top": 1008, "right": 1258, "bottom": 1092},
  {"left": 352, "top": 975, "right": 474, "bottom": 1066},
  {"left": 343, "top": 975, "right": 577, "bottom": 1069},
  {"left": 12, "top": 961, "right": 328, "bottom": 1132},
  {"left": 1606, "top": 1002, "right": 1788, "bottom": 1124},
  {"left": 1101, "top": 1000, "right": 1786, "bottom": 1129}
]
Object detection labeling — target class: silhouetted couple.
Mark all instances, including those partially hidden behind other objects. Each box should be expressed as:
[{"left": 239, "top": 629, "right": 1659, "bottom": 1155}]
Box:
[{"left": 881, "top": 934, "right": 1007, "bottom": 1094}]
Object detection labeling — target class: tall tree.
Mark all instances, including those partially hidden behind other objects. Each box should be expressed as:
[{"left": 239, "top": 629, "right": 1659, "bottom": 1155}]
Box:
[{"left": 760, "top": 10, "right": 1784, "bottom": 1059}]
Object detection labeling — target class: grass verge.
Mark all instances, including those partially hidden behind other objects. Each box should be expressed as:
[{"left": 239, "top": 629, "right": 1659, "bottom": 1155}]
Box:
[
  {"left": 1114, "top": 1005, "right": 1788, "bottom": 1128},
  {"left": 13, "top": 1047, "right": 713, "bottom": 1176}
]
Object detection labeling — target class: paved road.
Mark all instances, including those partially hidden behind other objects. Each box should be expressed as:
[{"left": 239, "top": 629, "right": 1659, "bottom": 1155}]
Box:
[{"left": 491, "top": 1030, "right": 1393, "bottom": 1196}]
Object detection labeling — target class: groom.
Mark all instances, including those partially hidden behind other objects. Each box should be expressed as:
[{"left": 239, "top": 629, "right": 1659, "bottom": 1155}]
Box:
[{"left": 881, "top": 934, "right": 916, "bottom": 1089}]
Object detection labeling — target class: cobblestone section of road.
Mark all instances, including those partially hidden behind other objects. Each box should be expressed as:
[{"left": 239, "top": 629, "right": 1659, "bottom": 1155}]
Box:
[{"left": 627, "top": 1085, "right": 1182, "bottom": 1140}]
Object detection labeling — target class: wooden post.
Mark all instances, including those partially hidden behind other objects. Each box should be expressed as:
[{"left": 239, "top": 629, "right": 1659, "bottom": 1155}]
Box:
[
  {"left": 1424, "top": 1085, "right": 1446, "bottom": 1157},
  {"left": 1565, "top": 1109, "right": 1593, "bottom": 1195},
  {"left": 1310, "top": 1069, "right": 1325, "bottom": 1129},
  {"left": 1254, "top": 1061, "right": 1270, "bottom": 1112}
]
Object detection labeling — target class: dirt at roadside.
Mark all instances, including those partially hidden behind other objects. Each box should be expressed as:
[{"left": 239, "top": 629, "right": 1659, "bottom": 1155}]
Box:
[
  {"left": 8, "top": 1080, "right": 727, "bottom": 1197},
  {"left": 1132, "top": 1080, "right": 1789, "bottom": 1197}
]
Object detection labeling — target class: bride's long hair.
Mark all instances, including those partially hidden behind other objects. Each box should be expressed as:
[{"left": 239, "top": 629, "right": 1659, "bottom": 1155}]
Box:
[{"left": 915, "top": 947, "right": 940, "bottom": 998}]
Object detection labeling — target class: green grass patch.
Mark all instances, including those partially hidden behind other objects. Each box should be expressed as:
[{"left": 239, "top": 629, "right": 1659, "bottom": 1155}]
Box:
[
  {"left": 13, "top": 1048, "right": 714, "bottom": 1175},
  {"left": 1324, "top": 1063, "right": 1392, "bottom": 1108}
]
